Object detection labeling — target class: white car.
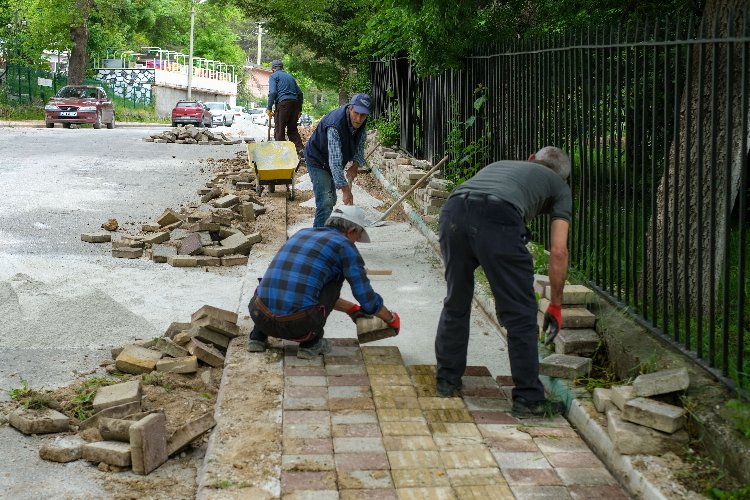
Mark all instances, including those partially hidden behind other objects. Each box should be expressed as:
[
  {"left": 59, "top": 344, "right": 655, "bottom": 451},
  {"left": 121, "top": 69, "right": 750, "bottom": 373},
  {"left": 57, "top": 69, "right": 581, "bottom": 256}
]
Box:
[
  {"left": 231, "top": 105, "right": 245, "bottom": 121},
  {"left": 251, "top": 111, "right": 273, "bottom": 128},
  {"left": 204, "top": 101, "right": 234, "bottom": 127}
]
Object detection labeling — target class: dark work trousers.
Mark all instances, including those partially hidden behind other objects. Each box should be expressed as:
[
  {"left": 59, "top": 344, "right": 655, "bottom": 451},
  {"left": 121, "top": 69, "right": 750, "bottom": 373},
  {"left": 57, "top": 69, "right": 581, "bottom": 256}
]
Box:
[
  {"left": 435, "top": 192, "right": 545, "bottom": 403},
  {"left": 249, "top": 279, "right": 342, "bottom": 348},
  {"left": 273, "top": 99, "right": 304, "bottom": 155}
]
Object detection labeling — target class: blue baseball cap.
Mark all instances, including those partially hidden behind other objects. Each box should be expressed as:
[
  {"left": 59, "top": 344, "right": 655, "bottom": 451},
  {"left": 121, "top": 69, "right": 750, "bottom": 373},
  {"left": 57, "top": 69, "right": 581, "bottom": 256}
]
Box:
[
  {"left": 349, "top": 93, "right": 372, "bottom": 115},
  {"left": 271, "top": 59, "right": 283, "bottom": 69}
]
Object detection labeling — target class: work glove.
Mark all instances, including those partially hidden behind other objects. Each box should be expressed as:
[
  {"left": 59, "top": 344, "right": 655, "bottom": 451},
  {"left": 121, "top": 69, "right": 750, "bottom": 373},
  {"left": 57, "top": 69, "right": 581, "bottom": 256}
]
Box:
[
  {"left": 266, "top": 109, "right": 273, "bottom": 118},
  {"left": 386, "top": 312, "right": 401, "bottom": 335},
  {"left": 346, "top": 304, "right": 371, "bottom": 323},
  {"left": 542, "top": 304, "right": 562, "bottom": 346}
]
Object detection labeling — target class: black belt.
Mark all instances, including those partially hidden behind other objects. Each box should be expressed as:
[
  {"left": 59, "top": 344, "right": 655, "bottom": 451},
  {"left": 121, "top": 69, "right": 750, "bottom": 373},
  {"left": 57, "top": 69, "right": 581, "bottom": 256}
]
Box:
[{"left": 455, "top": 192, "right": 523, "bottom": 217}]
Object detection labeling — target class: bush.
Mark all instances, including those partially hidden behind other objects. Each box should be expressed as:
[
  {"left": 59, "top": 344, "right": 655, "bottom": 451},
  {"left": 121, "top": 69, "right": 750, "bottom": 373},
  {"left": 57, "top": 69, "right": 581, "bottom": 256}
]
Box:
[{"left": 374, "top": 102, "right": 400, "bottom": 146}]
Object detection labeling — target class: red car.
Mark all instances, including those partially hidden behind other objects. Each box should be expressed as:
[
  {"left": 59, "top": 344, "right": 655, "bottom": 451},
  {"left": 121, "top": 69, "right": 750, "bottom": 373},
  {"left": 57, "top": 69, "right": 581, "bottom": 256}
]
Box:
[
  {"left": 171, "top": 101, "right": 212, "bottom": 128},
  {"left": 44, "top": 85, "right": 115, "bottom": 129}
]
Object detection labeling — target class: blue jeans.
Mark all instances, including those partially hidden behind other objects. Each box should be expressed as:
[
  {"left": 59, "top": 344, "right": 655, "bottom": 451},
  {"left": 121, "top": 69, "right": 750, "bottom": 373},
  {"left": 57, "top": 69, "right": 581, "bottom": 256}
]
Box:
[{"left": 308, "top": 165, "right": 337, "bottom": 227}]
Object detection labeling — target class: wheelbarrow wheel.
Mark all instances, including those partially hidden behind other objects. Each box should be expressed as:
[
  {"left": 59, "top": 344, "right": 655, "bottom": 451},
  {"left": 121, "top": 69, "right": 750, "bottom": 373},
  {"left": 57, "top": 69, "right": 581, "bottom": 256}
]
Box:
[
  {"left": 288, "top": 184, "right": 295, "bottom": 201},
  {"left": 256, "top": 179, "right": 263, "bottom": 196},
  {"left": 269, "top": 185, "right": 276, "bottom": 193}
]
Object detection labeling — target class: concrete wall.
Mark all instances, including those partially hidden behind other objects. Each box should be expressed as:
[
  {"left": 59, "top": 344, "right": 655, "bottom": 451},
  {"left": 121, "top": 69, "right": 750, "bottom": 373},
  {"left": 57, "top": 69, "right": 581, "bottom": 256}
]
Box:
[{"left": 153, "top": 86, "right": 233, "bottom": 118}]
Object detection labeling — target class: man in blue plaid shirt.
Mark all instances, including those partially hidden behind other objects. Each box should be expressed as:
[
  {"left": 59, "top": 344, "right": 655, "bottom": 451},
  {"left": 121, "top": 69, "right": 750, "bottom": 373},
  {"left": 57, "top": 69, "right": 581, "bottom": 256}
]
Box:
[{"left": 247, "top": 206, "right": 401, "bottom": 359}]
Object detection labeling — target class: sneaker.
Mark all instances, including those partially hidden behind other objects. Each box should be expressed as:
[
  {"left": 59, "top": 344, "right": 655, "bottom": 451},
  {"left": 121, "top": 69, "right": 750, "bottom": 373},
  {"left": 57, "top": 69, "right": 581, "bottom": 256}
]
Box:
[
  {"left": 297, "top": 338, "right": 331, "bottom": 359},
  {"left": 247, "top": 339, "right": 267, "bottom": 353},
  {"left": 511, "top": 396, "right": 565, "bottom": 418},
  {"left": 436, "top": 378, "right": 462, "bottom": 398}
]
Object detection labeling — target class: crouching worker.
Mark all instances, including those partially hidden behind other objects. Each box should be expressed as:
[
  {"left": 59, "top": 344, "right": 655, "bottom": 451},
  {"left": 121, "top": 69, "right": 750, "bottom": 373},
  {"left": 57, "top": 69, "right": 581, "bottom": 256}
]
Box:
[{"left": 247, "top": 205, "right": 401, "bottom": 359}]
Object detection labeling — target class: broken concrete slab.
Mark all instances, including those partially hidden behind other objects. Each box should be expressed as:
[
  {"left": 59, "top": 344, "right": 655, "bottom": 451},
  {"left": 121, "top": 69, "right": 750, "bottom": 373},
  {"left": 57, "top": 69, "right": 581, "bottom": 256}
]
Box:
[
  {"left": 156, "top": 356, "right": 198, "bottom": 374},
  {"left": 610, "top": 385, "right": 637, "bottom": 411},
  {"left": 554, "top": 329, "right": 600, "bottom": 356},
  {"left": 191, "top": 304, "right": 238, "bottom": 324},
  {"left": 154, "top": 337, "right": 190, "bottom": 358},
  {"left": 39, "top": 435, "right": 86, "bottom": 463},
  {"left": 92, "top": 380, "right": 143, "bottom": 412},
  {"left": 623, "top": 397, "right": 686, "bottom": 434},
  {"left": 177, "top": 232, "right": 203, "bottom": 255},
  {"left": 81, "top": 232, "right": 112, "bottom": 243},
  {"left": 164, "top": 321, "right": 192, "bottom": 339},
  {"left": 167, "top": 412, "right": 216, "bottom": 456},
  {"left": 607, "top": 409, "right": 689, "bottom": 455},
  {"left": 152, "top": 243, "right": 177, "bottom": 263},
  {"left": 99, "top": 417, "right": 134, "bottom": 442},
  {"left": 633, "top": 367, "right": 690, "bottom": 397},
  {"left": 157, "top": 208, "right": 182, "bottom": 227},
  {"left": 130, "top": 412, "right": 168, "bottom": 475},
  {"left": 112, "top": 247, "right": 144, "bottom": 259},
  {"left": 539, "top": 353, "right": 591, "bottom": 379},
  {"left": 79, "top": 401, "right": 142, "bottom": 430},
  {"left": 115, "top": 346, "right": 163, "bottom": 375},
  {"left": 192, "top": 315, "right": 240, "bottom": 338},
  {"left": 187, "top": 338, "right": 225, "bottom": 368},
  {"left": 9, "top": 408, "right": 70, "bottom": 435},
  {"left": 82, "top": 441, "right": 132, "bottom": 467}
]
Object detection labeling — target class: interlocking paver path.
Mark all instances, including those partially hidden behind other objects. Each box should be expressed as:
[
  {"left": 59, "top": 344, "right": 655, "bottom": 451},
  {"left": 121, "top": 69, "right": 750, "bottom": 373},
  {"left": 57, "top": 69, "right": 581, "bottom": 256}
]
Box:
[{"left": 278, "top": 340, "right": 629, "bottom": 499}]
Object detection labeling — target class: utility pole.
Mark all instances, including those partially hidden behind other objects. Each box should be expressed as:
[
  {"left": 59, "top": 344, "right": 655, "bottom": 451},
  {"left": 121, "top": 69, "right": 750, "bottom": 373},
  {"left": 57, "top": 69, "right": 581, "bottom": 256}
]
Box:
[
  {"left": 256, "top": 22, "right": 263, "bottom": 65},
  {"left": 187, "top": 5, "right": 195, "bottom": 99}
]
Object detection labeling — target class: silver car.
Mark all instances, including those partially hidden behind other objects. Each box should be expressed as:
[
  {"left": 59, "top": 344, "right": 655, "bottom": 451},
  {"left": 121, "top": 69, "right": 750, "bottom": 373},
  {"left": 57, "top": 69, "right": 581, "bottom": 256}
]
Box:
[{"left": 204, "top": 101, "right": 234, "bottom": 127}]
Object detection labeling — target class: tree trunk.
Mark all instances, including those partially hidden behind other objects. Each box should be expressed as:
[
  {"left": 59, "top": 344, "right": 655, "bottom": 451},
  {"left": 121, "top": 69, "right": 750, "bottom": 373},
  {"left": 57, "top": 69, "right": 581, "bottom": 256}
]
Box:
[
  {"left": 646, "top": 1, "right": 748, "bottom": 315},
  {"left": 338, "top": 67, "right": 349, "bottom": 105},
  {"left": 67, "top": 0, "right": 93, "bottom": 84}
]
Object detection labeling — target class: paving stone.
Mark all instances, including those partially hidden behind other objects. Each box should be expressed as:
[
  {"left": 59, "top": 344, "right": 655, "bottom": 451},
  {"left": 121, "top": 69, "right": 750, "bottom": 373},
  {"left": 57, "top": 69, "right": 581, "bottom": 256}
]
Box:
[
  {"left": 335, "top": 453, "right": 390, "bottom": 470},
  {"left": 446, "top": 467, "right": 506, "bottom": 487},
  {"left": 326, "top": 364, "right": 367, "bottom": 376},
  {"left": 192, "top": 315, "right": 240, "bottom": 338},
  {"left": 329, "top": 385, "right": 371, "bottom": 399},
  {"left": 554, "top": 329, "right": 600, "bottom": 356},
  {"left": 151, "top": 243, "right": 177, "bottom": 263},
  {"left": 367, "top": 364, "right": 409, "bottom": 376},
  {"left": 369, "top": 374, "right": 412, "bottom": 386},
  {"left": 81, "top": 441, "right": 132, "bottom": 467},
  {"left": 394, "top": 486, "right": 455, "bottom": 499},
  {"left": 419, "top": 397, "right": 465, "bottom": 410},
  {"left": 461, "top": 376, "right": 501, "bottom": 390},
  {"left": 374, "top": 396, "right": 421, "bottom": 409},
  {"left": 167, "top": 255, "right": 199, "bottom": 267},
  {"left": 191, "top": 304, "right": 238, "bottom": 324},
  {"left": 539, "top": 354, "right": 591, "bottom": 379},
  {"left": 424, "top": 409, "right": 474, "bottom": 424},
  {"left": 177, "top": 232, "right": 203, "bottom": 255},
  {"left": 285, "top": 355, "right": 324, "bottom": 367},
  {"left": 92, "top": 379, "right": 142, "bottom": 412},
  {"left": 470, "top": 411, "right": 518, "bottom": 425},
  {"left": 329, "top": 397, "right": 376, "bottom": 411},
  {"left": 328, "top": 374, "right": 371, "bottom": 386},
  {"left": 363, "top": 354, "right": 404, "bottom": 366},
  {"left": 286, "top": 366, "right": 327, "bottom": 376},
  {"left": 331, "top": 410, "right": 378, "bottom": 425},
  {"left": 509, "top": 485, "right": 571, "bottom": 499},
  {"left": 545, "top": 451, "right": 604, "bottom": 468},
  {"left": 340, "top": 490, "right": 397, "bottom": 500},
  {"left": 610, "top": 385, "right": 636, "bottom": 410},
  {"left": 325, "top": 355, "right": 362, "bottom": 365},
  {"left": 221, "top": 254, "right": 249, "bottom": 266},
  {"left": 492, "top": 451, "right": 552, "bottom": 469},
  {"left": 503, "top": 468, "right": 563, "bottom": 486},
  {"left": 284, "top": 438, "right": 332, "bottom": 455},
  {"left": 157, "top": 208, "right": 181, "bottom": 226},
  {"left": 462, "top": 397, "right": 511, "bottom": 412},
  {"left": 99, "top": 417, "right": 135, "bottom": 441},
  {"left": 187, "top": 338, "right": 225, "bottom": 367},
  {"left": 429, "top": 423, "right": 482, "bottom": 438},
  {"left": 485, "top": 437, "right": 540, "bottom": 453},
  {"left": 281, "top": 471, "right": 337, "bottom": 491},
  {"left": 332, "top": 423, "right": 381, "bottom": 437},
  {"left": 284, "top": 422, "right": 331, "bottom": 439},
  {"left": 142, "top": 232, "right": 170, "bottom": 245},
  {"left": 156, "top": 355, "right": 198, "bottom": 374},
  {"left": 592, "top": 387, "right": 614, "bottom": 413},
  {"left": 607, "top": 409, "right": 689, "bottom": 455},
  {"left": 381, "top": 421, "right": 431, "bottom": 436},
  {"left": 391, "top": 469, "right": 450, "bottom": 488},
  {"left": 534, "top": 437, "right": 590, "bottom": 454},
  {"left": 544, "top": 284, "right": 595, "bottom": 305},
  {"left": 285, "top": 410, "right": 331, "bottom": 425},
  {"left": 286, "top": 375, "right": 328, "bottom": 387},
  {"left": 334, "top": 437, "right": 386, "bottom": 453},
  {"left": 377, "top": 409, "right": 425, "bottom": 422},
  {"left": 567, "top": 484, "right": 629, "bottom": 499},
  {"left": 372, "top": 385, "right": 417, "bottom": 398},
  {"left": 9, "top": 408, "right": 70, "bottom": 435},
  {"left": 440, "top": 447, "right": 496, "bottom": 469},
  {"left": 130, "top": 412, "right": 168, "bottom": 475},
  {"left": 495, "top": 375, "right": 514, "bottom": 386},
  {"left": 112, "top": 246, "right": 143, "bottom": 259},
  {"left": 153, "top": 337, "right": 190, "bottom": 358},
  {"left": 167, "top": 412, "right": 215, "bottom": 455},
  {"left": 454, "top": 484, "right": 515, "bottom": 499},
  {"left": 115, "top": 345, "right": 163, "bottom": 375},
  {"left": 281, "top": 454, "right": 335, "bottom": 471},
  {"left": 633, "top": 367, "right": 690, "bottom": 397},
  {"left": 39, "top": 435, "right": 85, "bottom": 462},
  {"left": 81, "top": 232, "right": 111, "bottom": 243},
  {"left": 623, "top": 397, "right": 686, "bottom": 433},
  {"left": 388, "top": 450, "right": 442, "bottom": 469},
  {"left": 521, "top": 426, "right": 579, "bottom": 438},
  {"left": 462, "top": 386, "right": 506, "bottom": 398},
  {"left": 283, "top": 398, "right": 329, "bottom": 410},
  {"left": 79, "top": 401, "right": 141, "bottom": 430},
  {"left": 555, "top": 467, "right": 617, "bottom": 486},
  {"left": 407, "top": 365, "right": 436, "bottom": 375},
  {"left": 383, "top": 436, "right": 438, "bottom": 451},
  {"left": 196, "top": 256, "right": 221, "bottom": 267},
  {"left": 326, "top": 345, "right": 361, "bottom": 358},
  {"left": 338, "top": 470, "right": 394, "bottom": 489},
  {"left": 477, "top": 424, "right": 533, "bottom": 441},
  {"left": 411, "top": 374, "right": 437, "bottom": 388},
  {"left": 432, "top": 435, "right": 485, "bottom": 451}
]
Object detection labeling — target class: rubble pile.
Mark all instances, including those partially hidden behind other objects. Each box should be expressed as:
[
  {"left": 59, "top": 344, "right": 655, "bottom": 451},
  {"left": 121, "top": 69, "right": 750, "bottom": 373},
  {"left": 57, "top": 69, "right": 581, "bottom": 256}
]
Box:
[
  {"left": 7, "top": 304, "right": 240, "bottom": 475},
  {"left": 81, "top": 159, "right": 265, "bottom": 268},
  {"left": 143, "top": 125, "right": 242, "bottom": 145}
]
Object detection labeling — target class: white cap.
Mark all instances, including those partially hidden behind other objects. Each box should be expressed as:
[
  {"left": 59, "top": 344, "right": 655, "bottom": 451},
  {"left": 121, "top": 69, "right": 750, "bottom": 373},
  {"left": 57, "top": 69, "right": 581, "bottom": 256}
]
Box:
[{"left": 329, "top": 206, "right": 370, "bottom": 243}]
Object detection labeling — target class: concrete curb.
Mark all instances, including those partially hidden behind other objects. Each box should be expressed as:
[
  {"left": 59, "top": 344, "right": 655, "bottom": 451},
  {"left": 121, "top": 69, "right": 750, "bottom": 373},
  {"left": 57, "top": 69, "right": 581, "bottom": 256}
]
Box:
[
  {"left": 0, "top": 120, "right": 168, "bottom": 128},
  {"left": 370, "top": 157, "right": 665, "bottom": 500}
]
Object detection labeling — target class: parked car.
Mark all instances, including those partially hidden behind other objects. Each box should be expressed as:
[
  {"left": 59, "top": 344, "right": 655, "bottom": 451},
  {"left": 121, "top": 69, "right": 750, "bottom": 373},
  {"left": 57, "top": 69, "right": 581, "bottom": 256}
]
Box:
[
  {"left": 231, "top": 105, "right": 245, "bottom": 121},
  {"left": 44, "top": 85, "right": 115, "bottom": 129},
  {"left": 297, "top": 113, "right": 313, "bottom": 127},
  {"left": 204, "top": 101, "right": 233, "bottom": 127},
  {"left": 251, "top": 111, "right": 273, "bottom": 128},
  {"left": 171, "top": 100, "right": 212, "bottom": 128}
]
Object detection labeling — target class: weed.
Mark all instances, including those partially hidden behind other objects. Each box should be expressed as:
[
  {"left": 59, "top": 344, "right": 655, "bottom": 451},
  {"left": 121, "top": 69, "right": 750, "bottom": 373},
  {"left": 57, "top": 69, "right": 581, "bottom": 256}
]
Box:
[
  {"left": 445, "top": 85, "right": 490, "bottom": 186},
  {"left": 725, "top": 398, "right": 750, "bottom": 439},
  {"left": 374, "top": 99, "right": 400, "bottom": 146},
  {"left": 7, "top": 379, "right": 59, "bottom": 410},
  {"left": 573, "top": 343, "right": 624, "bottom": 392},
  {"left": 528, "top": 242, "right": 550, "bottom": 275},
  {"left": 215, "top": 480, "right": 234, "bottom": 489},
  {"left": 65, "top": 376, "right": 123, "bottom": 421},
  {"left": 638, "top": 352, "right": 660, "bottom": 375},
  {"left": 143, "top": 372, "right": 173, "bottom": 392}
]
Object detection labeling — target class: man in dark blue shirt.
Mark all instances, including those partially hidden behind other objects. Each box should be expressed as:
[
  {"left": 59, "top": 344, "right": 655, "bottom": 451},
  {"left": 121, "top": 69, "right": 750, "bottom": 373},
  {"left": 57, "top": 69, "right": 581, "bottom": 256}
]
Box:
[
  {"left": 267, "top": 59, "right": 304, "bottom": 155},
  {"left": 304, "top": 93, "right": 370, "bottom": 227},
  {"left": 247, "top": 206, "right": 400, "bottom": 358}
]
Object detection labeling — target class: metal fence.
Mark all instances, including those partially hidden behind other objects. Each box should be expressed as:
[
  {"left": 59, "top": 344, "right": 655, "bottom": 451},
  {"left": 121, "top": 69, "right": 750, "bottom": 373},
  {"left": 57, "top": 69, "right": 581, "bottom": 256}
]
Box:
[{"left": 370, "top": 12, "right": 750, "bottom": 392}]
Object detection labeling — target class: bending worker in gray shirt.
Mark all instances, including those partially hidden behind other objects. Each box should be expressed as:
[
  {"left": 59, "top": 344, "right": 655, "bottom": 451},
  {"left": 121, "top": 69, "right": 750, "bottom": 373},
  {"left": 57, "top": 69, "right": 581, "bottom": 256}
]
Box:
[{"left": 434, "top": 146, "right": 572, "bottom": 419}]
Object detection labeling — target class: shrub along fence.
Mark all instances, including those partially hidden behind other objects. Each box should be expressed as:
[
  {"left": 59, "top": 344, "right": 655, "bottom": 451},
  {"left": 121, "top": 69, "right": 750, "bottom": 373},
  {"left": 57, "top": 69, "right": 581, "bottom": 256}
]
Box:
[{"left": 370, "top": 11, "right": 750, "bottom": 394}]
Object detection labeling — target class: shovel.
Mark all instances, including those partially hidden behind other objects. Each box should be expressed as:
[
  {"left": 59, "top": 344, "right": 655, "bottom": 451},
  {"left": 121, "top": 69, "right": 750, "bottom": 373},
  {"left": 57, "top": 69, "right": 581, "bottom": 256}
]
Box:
[{"left": 369, "top": 154, "right": 449, "bottom": 227}]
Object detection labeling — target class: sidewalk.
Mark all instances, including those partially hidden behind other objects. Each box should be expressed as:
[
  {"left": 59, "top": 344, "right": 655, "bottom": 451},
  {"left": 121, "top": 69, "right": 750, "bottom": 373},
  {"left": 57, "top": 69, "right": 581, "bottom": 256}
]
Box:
[{"left": 0, "top": 119, "right": 167, "bottom": 128}]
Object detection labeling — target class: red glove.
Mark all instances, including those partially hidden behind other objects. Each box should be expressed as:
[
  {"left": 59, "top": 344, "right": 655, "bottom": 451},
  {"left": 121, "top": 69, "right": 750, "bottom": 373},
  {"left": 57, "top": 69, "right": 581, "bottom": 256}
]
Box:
[
  {"left": 346, "top": 304, "right": 370, "bottom": 323},
  {"left": 387, "top": 312, "right": 400, "bottom": 334},
  {"left": 543, "top": 304, "right": 562, "bottom": 345}
]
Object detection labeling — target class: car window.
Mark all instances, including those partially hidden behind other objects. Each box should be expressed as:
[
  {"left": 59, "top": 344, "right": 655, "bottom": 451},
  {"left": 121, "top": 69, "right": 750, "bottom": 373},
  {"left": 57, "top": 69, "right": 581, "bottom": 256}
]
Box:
[
  {"left": 56, "top": 86, "right": 85, "bottom": 98},
  {"left": 204, "top": 103, "right": 225, "bottom": 110},
  {"left": 176, "top": 101, "right": 198, "bottom": 107}
]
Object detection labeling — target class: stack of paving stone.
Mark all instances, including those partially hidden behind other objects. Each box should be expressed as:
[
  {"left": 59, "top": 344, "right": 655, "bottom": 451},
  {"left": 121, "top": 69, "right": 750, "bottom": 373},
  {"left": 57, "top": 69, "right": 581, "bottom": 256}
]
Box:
[
  {"left": 10, "top": 378, "right": 215, "bottom": 475},
  {"left": 108, "top": 304, "right": 239, "bottom": 373},
  {"left": 535, "top": 277, "right": 599, "bottom": 380},
  {"left": 81, "top": 167, "right": 265, "bottom": 268},
  {"left": 143, "top": 125, "right": 242, "bottom": 145},
  {"left": 413, "top": 178, "right": 454, "bottom": 217},
  {"left": 592, "top": 368, "right": 691, "bottom": 455}
]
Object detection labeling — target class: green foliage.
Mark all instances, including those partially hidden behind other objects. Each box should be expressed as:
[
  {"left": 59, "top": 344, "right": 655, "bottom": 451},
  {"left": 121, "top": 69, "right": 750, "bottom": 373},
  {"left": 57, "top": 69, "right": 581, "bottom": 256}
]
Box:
[
  {"left": 445, "top": 85, "right": 490, "bottom": 186},
  {"left": 528, "top": 242, "right": 550, "bottom": 275},
  {"left": 65, "top": 376, "right": 123, "bottom": 421},
  {"left": 706, "top": 484, "right": 750, "bottom": 500},
  {"left": 143, "top": 372, "right": 173, "bottom": 392},
  {"left": 7, "top": 379, "right": 57, "bottom": 410},
  {"left": 374, "top": 100, "right": 400, "bottom": 147},
  {"left": 726, "top": 398, "right": 750, "bottom": 439}
]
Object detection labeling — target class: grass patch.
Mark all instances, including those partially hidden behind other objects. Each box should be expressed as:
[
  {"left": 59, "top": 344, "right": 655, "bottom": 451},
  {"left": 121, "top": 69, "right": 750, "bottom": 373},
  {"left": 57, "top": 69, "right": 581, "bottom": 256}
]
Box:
[
  {"left": 7, "top": 379, "right": 59, "bottom": 410},
  {"left": 142, "top": 372, "right": 173, "bottom": 393},
  {"left": 725, "top": 398, "right": 750, "bottom": 439},
  {"left": 0, "top": 102, "right": 44, "bottom": 120},
  {"left": 65, "top": 376, "right": 125, "bottom": 421}
]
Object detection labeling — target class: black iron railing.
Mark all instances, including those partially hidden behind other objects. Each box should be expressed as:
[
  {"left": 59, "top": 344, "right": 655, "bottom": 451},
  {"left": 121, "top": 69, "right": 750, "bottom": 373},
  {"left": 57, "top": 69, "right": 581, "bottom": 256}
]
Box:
[{"left": 370, "top": 13, "right": 750, "bottom": 393}]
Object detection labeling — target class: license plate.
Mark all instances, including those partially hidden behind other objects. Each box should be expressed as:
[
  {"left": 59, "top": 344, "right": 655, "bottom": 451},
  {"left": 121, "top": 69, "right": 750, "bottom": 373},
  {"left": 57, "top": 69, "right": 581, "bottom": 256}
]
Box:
[{"left": 60, "top": 111, "right": 77, "bottom": 117}]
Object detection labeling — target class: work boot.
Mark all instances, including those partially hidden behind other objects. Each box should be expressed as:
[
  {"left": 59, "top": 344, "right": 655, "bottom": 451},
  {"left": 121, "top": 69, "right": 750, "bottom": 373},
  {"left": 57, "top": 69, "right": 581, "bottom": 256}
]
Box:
[
  {"left": 247, "top": 339, "right": 267, "bottom": 353},
  {"left": 297, "top": 338, "right": 331, "bottom": 359},
  {"left": 511, "top": 396, "right": 565, "bottom": 418},
  {"left": 436, "top": 378, "right": 462, "bottom": 398}
]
